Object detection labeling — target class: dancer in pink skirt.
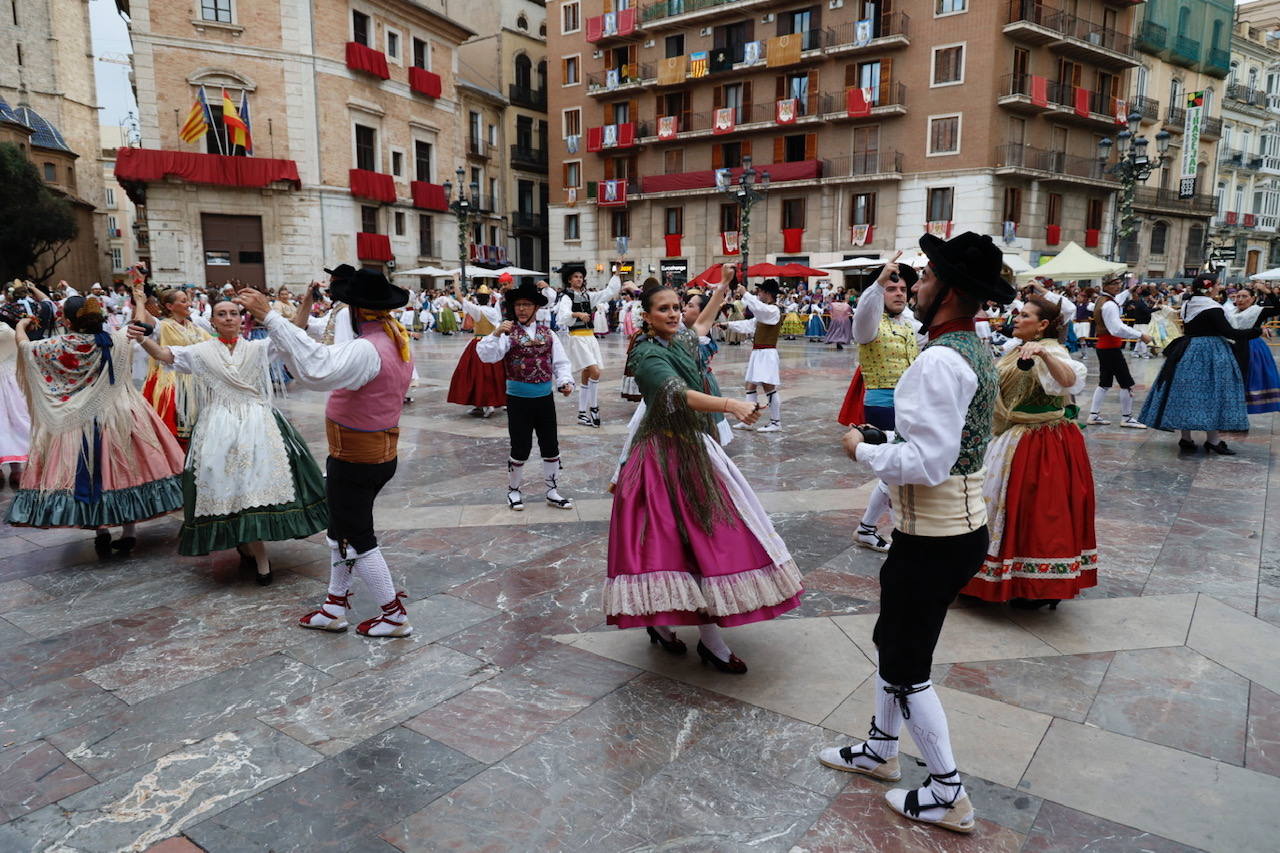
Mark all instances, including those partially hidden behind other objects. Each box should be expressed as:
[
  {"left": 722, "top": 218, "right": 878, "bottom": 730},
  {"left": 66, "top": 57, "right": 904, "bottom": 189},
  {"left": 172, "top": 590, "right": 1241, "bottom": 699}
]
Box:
[{"left": 604, "top": 279, "right": 803, "bottom": 673}]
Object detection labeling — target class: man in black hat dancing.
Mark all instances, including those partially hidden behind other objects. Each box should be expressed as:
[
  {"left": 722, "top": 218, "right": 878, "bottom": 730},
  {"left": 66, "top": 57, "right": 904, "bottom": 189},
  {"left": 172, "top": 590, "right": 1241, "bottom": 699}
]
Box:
[
  {"left": 554, "top": 265, "right": 620, "bottom": 427},
  {"left": 818, "top": 233, "right": 1015, "bottom": 835},
  {"left": 236, "top": 269, "right": 417, "bottom": 638}
]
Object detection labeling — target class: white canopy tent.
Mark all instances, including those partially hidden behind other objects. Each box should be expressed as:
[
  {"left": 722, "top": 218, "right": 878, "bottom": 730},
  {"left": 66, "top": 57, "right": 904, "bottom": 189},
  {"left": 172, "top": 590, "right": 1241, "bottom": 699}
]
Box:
[
  {"left": 393, "top": 266, "right": 455, "bottom": 278},
  {"left": 1015, "top": 242, "right": 1126, "bottom": 282},
  {"left": 823, "top": 257, "right": 884, "bottom": 270},
  {"left": 1002, "top": 254, "right": 1034, "bottom": 275},
  {"left": 1249, "top": 267, "right": 1280, "bottom": 281}
]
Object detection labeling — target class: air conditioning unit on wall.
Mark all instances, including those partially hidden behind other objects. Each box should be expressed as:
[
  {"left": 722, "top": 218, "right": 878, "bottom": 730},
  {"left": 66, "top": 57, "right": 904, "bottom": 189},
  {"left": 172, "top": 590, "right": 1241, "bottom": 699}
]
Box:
[
  {"left": 592, "top": 50, "right": 602, "bottom": 59},
  {"left": 700, "top": 27, "right": 711, "bottom": 37},
  {"left": 761, "top": 14, "right": 775, "bottom": 23},
  {"left": 828, "top": 0, "right": 844, "bottom": 9}
]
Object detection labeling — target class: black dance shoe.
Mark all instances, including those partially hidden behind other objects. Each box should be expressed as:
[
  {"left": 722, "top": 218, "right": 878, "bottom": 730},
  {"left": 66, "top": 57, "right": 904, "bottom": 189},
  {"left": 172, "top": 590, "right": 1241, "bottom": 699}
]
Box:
[
  {"left": 111, "top": 537, "right": 137, "bottom": 557},
  {"left": 696, "top": 641, "right": 748, "bottom": 674},
  {"left": 93, "top": 530, "right": 112, "bottom": 558},
  {"left": 1178, "top": 438, "right": 1197, "bottom": 453},
  {"left": 1204, "top": 441, "right": 1236, "bottom": 456},
  {"left": 646, "top": 626, "right": 687, "bottom": 655},
  {"left": 256, "top": 567, "right": 274, "bottom": 586},
  {"left": 1009, "top": 598, "right": 1060, "bottom": 611}
]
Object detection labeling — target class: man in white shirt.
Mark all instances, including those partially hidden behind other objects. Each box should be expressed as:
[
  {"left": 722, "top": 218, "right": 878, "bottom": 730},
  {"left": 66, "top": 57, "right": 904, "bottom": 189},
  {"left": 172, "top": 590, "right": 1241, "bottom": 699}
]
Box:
[
  {"left": 818, "top": 232, "right": 1016, "bottom": 836},
  {"left": 722, "top": 279, "right": 785, "bottom": 432},
  {"left": 1087, "top": 276, "right": 1151, "bottom": 428},
  {"left": 554, "top": 266, "right": 621, "bottom": 427}
]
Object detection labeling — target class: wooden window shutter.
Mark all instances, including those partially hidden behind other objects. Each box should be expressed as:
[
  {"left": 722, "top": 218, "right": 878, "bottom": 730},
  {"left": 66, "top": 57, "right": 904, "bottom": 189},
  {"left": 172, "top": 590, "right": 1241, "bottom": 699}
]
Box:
[
  {"left": 773, "top": 136, "right": 785, "bottom": 163},
  {"left": 713, "top": 85, "right": 723, "bottom": 110},
  {"left": 562, "top": 162, "right": 571, "bottom": 187},
  {"left": 628, "top": 98, "right": 639, "bottom": 123},
  {"left": 603, "top": 0, "right": 613, "bottom": 13},
  {"left": 845, "top": 63, "right": 857, "bottom": 89},
  {"left": 806, "top": 70, "right": 819, "bottom": 113},
  {"left": 712, "top": 144, "right": 724, "bottom": 170},
  {"left": 880, "top": 0, "right": 894, "bottom": 31},
  {"left": 880, "top": 57, "right": 893, "bottom": 102},
  {"left": 743, "top": 81, "right": 753, "bottom": 117},
  {"left": 804, "top": 132, "right": 817, "bottom": 161},
  {"left": 603, "top": 158, "right": 615, "bottom": 180},
  {"left": 776, "top": 75, "right": 786, "bottom": 100},
  {"left": 561, "top": 58, "right": 570, "bottom": 81}
]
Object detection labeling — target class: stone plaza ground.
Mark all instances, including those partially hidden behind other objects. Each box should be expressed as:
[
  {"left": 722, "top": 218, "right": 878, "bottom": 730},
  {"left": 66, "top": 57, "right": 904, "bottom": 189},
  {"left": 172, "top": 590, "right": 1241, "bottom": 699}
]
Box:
[{"left": 1, "top": 331, "right": 1278, "bottom": 852}]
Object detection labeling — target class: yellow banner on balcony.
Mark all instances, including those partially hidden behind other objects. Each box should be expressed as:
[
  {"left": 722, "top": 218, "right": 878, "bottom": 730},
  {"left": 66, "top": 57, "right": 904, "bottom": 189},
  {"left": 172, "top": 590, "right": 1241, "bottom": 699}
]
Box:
[
  {"left": 657, "top": 55, "right": 687, "bottom": 86},
  {"left": 767, "top": 34, "right": 803, "bottom": 68}
]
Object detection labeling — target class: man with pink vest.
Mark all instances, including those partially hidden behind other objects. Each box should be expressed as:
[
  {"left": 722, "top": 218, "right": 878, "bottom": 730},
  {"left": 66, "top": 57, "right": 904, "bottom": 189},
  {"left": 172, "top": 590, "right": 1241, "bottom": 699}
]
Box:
[{"left": 236, "top": 269, "right": 416, "bottom": 638}]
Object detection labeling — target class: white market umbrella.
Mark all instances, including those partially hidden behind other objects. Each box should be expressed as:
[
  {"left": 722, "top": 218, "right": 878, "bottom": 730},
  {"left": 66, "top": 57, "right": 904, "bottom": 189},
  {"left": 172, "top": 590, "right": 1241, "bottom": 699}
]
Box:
[
  {"left": 1249, "top": 267, "right": 1280, "bottom": 281},
  {"left": 491, "top": 266, "right": 547, "bottom": 277},
  {"left": 394, "top": 266, "right": 455, "bottom": 277},
  {"left": 823, "top": 257, "right": 884, "bottom": 270},
  {"left": 1015, "top": 241, "right": 1126, "bottom": 282},
  {"left": 1002, "top": 254, "right": 1034, "bottom": 275}
]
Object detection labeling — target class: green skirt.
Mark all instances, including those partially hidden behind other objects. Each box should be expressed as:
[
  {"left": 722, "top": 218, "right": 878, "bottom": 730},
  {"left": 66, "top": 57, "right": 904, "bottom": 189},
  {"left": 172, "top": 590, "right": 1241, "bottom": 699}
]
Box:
[{"left": 178, "top": 411, "right": 328, "bottom": 556}]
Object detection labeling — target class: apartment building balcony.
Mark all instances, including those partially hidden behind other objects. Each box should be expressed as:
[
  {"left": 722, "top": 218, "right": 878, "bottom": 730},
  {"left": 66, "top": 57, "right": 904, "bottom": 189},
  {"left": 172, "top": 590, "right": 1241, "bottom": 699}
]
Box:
[
  {"left": 1226, "top": 83, "right": 1271, "bottom": 110},
  {"left": 994, "top": 143, "right": 1117, "bottom": 187},
  {"left": 586, "top": 122, "right": 638, "bottom": 151},
  {"left": 1201, "top": 116, "right": 1223, "bottom": 139},
  {"left": 1133, "top": 187, "right": 1217, "bottom": 216},
  {"left": 585, "top": 9, "right": 640, "bottom": 46},
  {"left": 510, "top": 210, "right": 547, "bottom": 233},
  {"left": 1219, "top": 149, "right": 1268, "bottom": 172},
  {"left": 639, "top": 0, "right": 776, "bottom": 33},
  {"left": 824, "top": 12, "right": 910, "bottom": 56},
  {"left": 1131, "top": 95, "right": 1160, "bottom": 123},
  {"left": 1136, "top": 20, "right": 1167, "bottom": 53},
  {"left": 510, "top": 144, "right": 548, "bottom": 173},
  {"left": 1206, "top": 47, "right": 1231, "bottom": 78},
  {"left": 997, "top": 73, "right": 1056, "bottom": 113},
  {"left": 821, "top": 82, "right": 908, "bottom": 122},
  {"left": 586, "top": 64, "right": 652, "bottom": 97},
  {"left": 1164, "top": 105, "right": 1185, "bottom": 132},
  {"left": 638, "top": 158, "right": 822, "bottom": 196},
  {"left": 1169, "top": 34, "right": 1199, "bottom": 67},
  {"left": 826, "top": 150, "right": 904, "bottom": 182},
  {"left": 1004, "top": 1, "right": 1140, "bottom": 69},
  {"left": 508, "top": 85, "right": 547, "bottom": 111},
  {"left": 467, "top": 137, "right": 489, "bottom": 160}
]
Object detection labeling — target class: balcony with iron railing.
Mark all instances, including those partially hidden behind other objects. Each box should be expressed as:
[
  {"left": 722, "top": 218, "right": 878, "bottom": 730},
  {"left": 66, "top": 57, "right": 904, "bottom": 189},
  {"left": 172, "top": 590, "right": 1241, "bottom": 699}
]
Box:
[
  {"left": 467, "top": 136, "right": 488, "bottom": 159},
  {"left": 1226, "top": 82, "right": 1270, "bottom": 109},
  {"left": 1207, "top": 47, "right": 1230, "bottom": 78},
  {"left": 510, "top": 210, "right": 547, "bottom": 232},
  {"left": 1137, "top": 19, "right": 1167, "bottom": 52},
  {"left": 508, "top": 85, "right": 547, "bottom": 111},
  {"left": 1165, "top": 105, "right": 1185, "bottom": 130},
  {"left": 997, "top": 74, "right": 1131, "bottom": 128},
  {"left": 1201, "top": 116, "right": 1223, "bottom": 139},
  {"left": 1004, "top": 1, "right": 1139, "bottom": 68},
  {"left": 1170, "top": 34, "right": 1199, "bottom": 66},
  {"left": 510, "top": 144, "right": 548, "bottom": 172},
  {"left": 824, "top": 12, "right": 910, "bottom": 54},
  {"left": 1133, "top": 187, "right": 1217, "bottom": 215},
  {"left": 640, "top": 0, "right": 774, "bottom": 31},
  {"left": 994, "top": 143, "right": 1114, "bottom": 184},
  {"left": 1131, "top": 95, "right": 1160, "bottom": 123},
  {"left": 821, "top": 82, "right": 908, "bottom": 119},
  {"left": 826, "top": 150, "right": 904, "bottom": 179},
  {"left": 586, "top": 64, "right": 653, "bottom": 96}
]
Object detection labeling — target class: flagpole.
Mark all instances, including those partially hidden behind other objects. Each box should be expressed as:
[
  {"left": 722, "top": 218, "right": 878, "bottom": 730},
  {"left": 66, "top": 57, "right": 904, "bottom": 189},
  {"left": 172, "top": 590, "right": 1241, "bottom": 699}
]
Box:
[
  {"left": 201, "top": 86, "right": 225, "bottom": 156},
  {"left": 239, "top": 89, "right": 251, "bottom": 156}
]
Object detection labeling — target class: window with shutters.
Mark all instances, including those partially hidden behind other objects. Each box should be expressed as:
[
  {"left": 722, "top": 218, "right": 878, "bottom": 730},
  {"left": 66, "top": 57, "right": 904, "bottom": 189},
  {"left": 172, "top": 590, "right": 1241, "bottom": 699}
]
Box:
[
  {"left": 660, "top": 92, "right": 690, "bottom": 127},
  {"left": 563, "top": 161, "right": 581, "bottom": 188},
  {"left": 847, "top": 59, "right": 885, "bottom": 105},
  {"left": 664, "top": 149, "right": 684, "bottom": 174},
  {"left": 782, "top": 134, "right": 806, "bottom": 162},
  {"left": 1047, "top": 193, "right": 1063, "bottom": 226},
  {"left": 927, "top": 115, "right": 960, "bottom": 155},
  {"left": 1087, "top": 198, "right": 1104, "bottom": 231},
  {"left": 352, "top": 10, "right": 370, "bottom": 46},
  {"left": 851, "top": 125, "right": 880, "bottom": 172},
  {"left": 611, "top": 101, "right": 631, "bottom": 124},
  {"left": 665, "top": 207, "right": 683, "bottom": 235},
  {"left": 563, "top": 108, "right": 581, "bottom": 137},
  {"left": 932, "top": 44, "right": 964, "bottom": 86},
  {"left": 361, "top": 205, "right": 379, "bottom": 234},
  {"left": 355, "top": 124, "right": 377, "bottom": 171},
  {"left": 928, "top": 188, "right": 954, "bottom": 222},
  {"left": 562, "top": 2, "right": 580, "bottom": 34},
  {"left": 562, "top": 56, "right": 579, "bottom": 86},
  {"left": 721, "top": 83, "right": 746, "bottom": 122},
  {"left": 782, "top": 198, "right": 806, "bottom": 229},
  {"left": 780, "top": 6, "right": 821, "bottom": 52},
  {"left": 611, "top": 209, "right": 630, "bottom": 238},
  {"left": 605, "top": 156, "right": 634, "bottom": 181},
  {"left": 720, "top": 204, "right": 740, "bottom": 232},
  {"left": 851, "top": 192, "right": 876, "bottom": 226},
  {"left": 1002, "top": 186, "right": 1022, "bottom": 226}
]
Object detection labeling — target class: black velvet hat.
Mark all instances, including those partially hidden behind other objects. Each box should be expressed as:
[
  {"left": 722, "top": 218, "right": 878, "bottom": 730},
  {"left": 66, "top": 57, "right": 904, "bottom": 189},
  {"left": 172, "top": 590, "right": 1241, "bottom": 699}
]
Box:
[
  {"left": 329, "top": 268, "right": 410, "bottom": 310},
  {"left": 919, "top": 232, "right": 1016, "bottom": 304},
  {"left": 560, "top": 265, "right": 587, "bottom": 287},
  {"left": 868, "top": 263, "right": 918, "bottom": 288},
  {"left": 506, "top": 280, "right": 548, "bottom": 308}
]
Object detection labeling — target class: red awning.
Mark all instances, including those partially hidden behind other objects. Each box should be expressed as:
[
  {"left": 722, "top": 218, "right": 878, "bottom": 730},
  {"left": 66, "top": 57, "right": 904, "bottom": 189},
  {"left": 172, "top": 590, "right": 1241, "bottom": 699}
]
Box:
[
  {"left": 641, "top": 160, "right": 822, "bottom": 194},
  {"left": 409, "top": 66, "right": 442, "bottom": 98},
  {"left": 346, "top": 42, "right": 390, "bottom": 79},
  {"left": 356, "top": 232, "right": 393, "bottom": 261},
  {"left": 113, "top": 148, "right": 301, "bottom": 191},
  {"left": 411, "top": 181, "right": 447, "bottom": 211},
  {"left": 350, "top": 168, "right": 396, "bottom": 203}
]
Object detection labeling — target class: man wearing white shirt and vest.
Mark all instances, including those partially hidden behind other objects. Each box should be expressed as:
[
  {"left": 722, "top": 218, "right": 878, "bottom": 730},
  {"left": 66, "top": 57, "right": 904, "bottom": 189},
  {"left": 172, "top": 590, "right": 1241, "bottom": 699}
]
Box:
[
  {"left": 818, "top": 232, "right": 1015, "bottom": 835},
  {"left": 237, "top": 270, "right": 416, "bottom": 639},
  {"left": 555, "top": 265, "right": 621, "bottom": 427},
  {"left": 1087, "top": 276, "right": 1151, "bottom": 428},
  {"left": 723, "top": 278, "right": 785, "bottom": 432}
]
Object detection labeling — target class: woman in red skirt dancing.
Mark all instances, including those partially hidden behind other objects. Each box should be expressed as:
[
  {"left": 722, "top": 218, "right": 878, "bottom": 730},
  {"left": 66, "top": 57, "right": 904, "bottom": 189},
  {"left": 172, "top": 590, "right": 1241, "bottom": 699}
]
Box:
[{"left": 961, "top": 295, "right": 1096, "bottom": 609}]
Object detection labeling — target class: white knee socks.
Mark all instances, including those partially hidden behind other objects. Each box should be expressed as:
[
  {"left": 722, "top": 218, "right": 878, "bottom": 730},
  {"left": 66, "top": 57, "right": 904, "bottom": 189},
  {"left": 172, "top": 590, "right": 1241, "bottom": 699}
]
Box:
[
  {"left": 766, "top": 390, "right": 781, "bottom": 426},
  {"left": 1090, "top": 386, "right": 1108, "bottom": 416},
  {"left": 587, "top": 379, "right": 599, "bottom": 410},
  {"left": 326, "top": 538, "right": 354, "bottom": 599},
  {"left": 1119, "top": 388, "right": 1134, "bottom": 418},
  {"left": 902, "top": 681, "right": 967, "bottom": 805},
  {"left": 542, "top": 457, "right": 565, "bottom": 501},
  {"left": 352, "top": 546, "right": 397, "bottom": 606},
  {"left": 698, "top": 624, "right": 733, "bottom": 661},
  {"left": 745, "top": 389, "right": 758, "bottom": 408},
  {"left": 578, "top": 384, "right": 589, "bottom": 414},
  {"left": 861, "top": 481, "right": 892, "bottom": 529},
  {"left": 508, "top": 457, "right": 525, "bottom": 491}
]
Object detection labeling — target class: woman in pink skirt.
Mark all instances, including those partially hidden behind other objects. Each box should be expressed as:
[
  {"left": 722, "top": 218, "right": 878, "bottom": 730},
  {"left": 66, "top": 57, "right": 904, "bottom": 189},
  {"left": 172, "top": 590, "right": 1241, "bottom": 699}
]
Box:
[{"left": 605, "top": 279, "right": 803, "bottom": 673}]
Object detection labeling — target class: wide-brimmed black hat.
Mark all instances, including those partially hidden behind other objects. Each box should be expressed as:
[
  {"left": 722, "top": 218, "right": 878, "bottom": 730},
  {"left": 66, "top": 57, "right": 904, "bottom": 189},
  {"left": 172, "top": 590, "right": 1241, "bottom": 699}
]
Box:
[
  {"left": 329, "top": 268, "right": 409, "bottom": 310},
  {"left": 560, "top": 265, "right": 587, "bottom": 286},
  {"left": 869, "top": 264, "right": 918, "bottom": 288},
  {"left": 506, "top": 280, "right": 548, "bottom": 308},
  {"left": 757, "top": 278, "right": 782, "bottom": 297},
  {"left": 919, "top": 232, "right": 1015, "bottom": 304},
  {"left": 324, "top": 263, "right": 356, "bottom": 280}
]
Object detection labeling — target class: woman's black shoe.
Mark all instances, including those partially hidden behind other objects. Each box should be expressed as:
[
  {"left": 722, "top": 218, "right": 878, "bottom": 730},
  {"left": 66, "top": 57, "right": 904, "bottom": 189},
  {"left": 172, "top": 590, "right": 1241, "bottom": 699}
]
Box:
[
  {"left": 646, "top": 626, "right": 687, "bottom": 655},
  {"left": 1178, "top": 438, "right": 1197, "bottom": 453},
  {"left": 1009, "top": 598, "right": 1060, "bottom": 611},
  {"left": 93, "top": 530, "right": 112, "bottom": 558},
  {"left": 256, "top": 568, "right": 273, "bottom": 586},
  {"left": 1204, "top": 441, "right": 1236, "bottom": 456},
  {"left": 696, "top": 641, "right": 748, "bottom": 674},
  {"left": 111, "top": 537, "right": 137, "bottom": 556}
]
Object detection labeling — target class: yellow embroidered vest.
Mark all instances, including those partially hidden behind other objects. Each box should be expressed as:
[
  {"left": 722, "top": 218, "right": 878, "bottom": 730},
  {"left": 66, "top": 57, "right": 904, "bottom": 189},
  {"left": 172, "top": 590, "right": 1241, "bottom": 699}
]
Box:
[
  {"left": 473, "top": 314, "right": 496, "bottom": 336},
  {"left": 859, "top": 313, "right": 917, "bottom": 389}
]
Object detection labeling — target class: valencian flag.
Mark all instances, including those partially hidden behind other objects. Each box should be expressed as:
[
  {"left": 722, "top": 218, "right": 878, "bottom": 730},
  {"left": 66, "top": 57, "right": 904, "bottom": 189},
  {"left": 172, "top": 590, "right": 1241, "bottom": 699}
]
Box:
[
  {"left": 689, "top": 51, "right": 709, "bottom": 79},
  {"left": 222, "top": 88, "right": 252, "bottom": 153},
  {"left": 178, "top": 88, "right": 210, "bottom": 144}
]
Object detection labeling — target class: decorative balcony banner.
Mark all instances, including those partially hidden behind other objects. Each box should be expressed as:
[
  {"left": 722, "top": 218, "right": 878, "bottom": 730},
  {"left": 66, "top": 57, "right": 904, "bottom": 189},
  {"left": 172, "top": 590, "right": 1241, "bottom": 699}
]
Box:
[
  {"left": 603, "top": 124, "right": 619, "bottom": 148},
  {"left": 782, "top": 228, "right": 804, "bottom": 252},
  {"left": 710, "top": 48, "right": 734, "bottom": 74},
  {"left": 617, "top": 8, "right": 636, "bottom": 36},
  {"left": 776, "top": 98, "right": 798, "bottom": 124},
  {"left": 1113, "top": 98, "right": 1128, "bottom": 126},
  {"left": 1030, "top": 75, "right": 1048, "bottom": 107},
  {"left": 1244, "top": 213, "right": 1257, "bottom": 227},
  {"left": 927, "top": 220, "right": 953, "bottom": 239},
  {"left": 1225, "top": 211, "right": 1238, "bottom": 224},
  {"left": 767, "top": 34, "right": 803, "bottom": 68},
  {"left": 721, "top": 231, "right": 740, "bottom": 255},
  {"left": 586, "top": 126, "right": 603, "bottom": 152},
  {"left": 606, "top": 69, "right": 620, "bottom": 90},
  {"left": 1085, "top": 228, "right": 1100, "bottom": 248},
  {"left": 1002, "top": 220, "right": 1017, "bottom": 244},
  {"left": 356, "top": 232, "right": 393, "bottom": 261},
  {"left": 1180, "top": 91, "right": 1204, "bottom": 199},
  {"left": 602, "top": 12, "right": 617, "bottom": 36},
  {"left": 849, "top": 224, "right": 873, "bottom": 246},
  {"left": 409, "top": 67, "right": 442, "bottom": 98},
  {"left": 855, "top": 19, "right": 874, "bottom": 45},
  {"left": 566, "top": 187, "right": 577, "bottom": 207},
  {"left": 565, "top": 134, "right": 580, "bottom": 154},
  {"left": 715, "top": 168, "right": 732, "bottom": 190},
  {"left": 743, "top": 41, "right": 763, "bottom": 65},
  {"left": 1045, "top": 224, "right": 1062, "bottom": 245},
  {"left": 585, "top": 16, "right": 603, "bottom": 43},
  {"left": 689, "top": 51, "right": 709, "bottom": 79},
  {"left": 712, "top": 108, "right": 736, "bottom": 134},
  {"left": 657, "top": 56, "right": 687, "bottom": 85},
  {"left": 599, "top": 179, "right": 627, "bottom": 206},
  {"left": 664, "top": 233, "right": 682, "bottom": 257},
  {"left": 345, "top": 42, "right": 390, "bottom": 80},
  {"left": 616, "top": 236, "right": 629, "bottom": 256},
  {"left": 846, "top": 86, "right": 873, "bottom": 118},
  {"left": 617, "top": 122, "right": 635, "bottom": 147},
  {"left": 1074, "top": 87, "right": 1090, "bottom": 117},
  {"left": 658, "top": 116, "right": 678, "bottom": 140}
]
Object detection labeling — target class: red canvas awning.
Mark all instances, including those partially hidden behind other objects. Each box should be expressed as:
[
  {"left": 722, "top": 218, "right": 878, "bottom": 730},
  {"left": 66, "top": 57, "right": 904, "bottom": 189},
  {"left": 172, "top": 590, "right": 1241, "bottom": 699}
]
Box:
[
  {"left": 642, "top": 160, "right": 821, "bottom": 194},
  {"left": 113, "top": 148, "right": 301, "bottom": 191},
  {"left": 350, "top": 169, "right": 396, "bottom": 203},
  {"left": 356, "top": 232, "right": 393, "bottom": 261},
  {"left": 410, "top": 180, "right": 447, "bottom": 211},
  {"left": 409, "top": 67, "right": 442, "bottom": 98},
  {"left": 346, "top": 42, "right": 390, "bottom": 79}
]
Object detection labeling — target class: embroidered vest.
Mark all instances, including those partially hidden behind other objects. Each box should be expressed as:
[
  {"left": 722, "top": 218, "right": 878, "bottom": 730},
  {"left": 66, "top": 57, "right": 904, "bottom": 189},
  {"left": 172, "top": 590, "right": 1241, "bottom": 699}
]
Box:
[
  {"left": 569, "top": 289, "right": 592, "bottom": 330},
  {"left": 503, "top": 322, "right": 554, "bottom": 385},
  {"left": 926, "top": 330, "right": 997, "bottom": 475},
  {"left": 859, "top": 314, "right": 918, "bottom": 389},
  {"left": 325, "top": 322, "right": 414, "bottom": 432},
  {"left": 753, "top": 319, "right": 781, "bottom": 349},
  {"left": 1092, "top": 294, "right": 1123, "bottom": 349}
]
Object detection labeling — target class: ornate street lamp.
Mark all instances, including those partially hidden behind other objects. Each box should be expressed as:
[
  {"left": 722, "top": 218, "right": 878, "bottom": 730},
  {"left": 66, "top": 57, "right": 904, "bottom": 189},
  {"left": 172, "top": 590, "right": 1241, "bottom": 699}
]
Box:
[
  {"left": 442, "top": 167, "right": 482, "bottom": 291},
  {"left": 1097, "top": 113, "right": 1172, "bottom": 262},
  {"left": 720, "top": 155, "right": 770, "bottom": 280}
]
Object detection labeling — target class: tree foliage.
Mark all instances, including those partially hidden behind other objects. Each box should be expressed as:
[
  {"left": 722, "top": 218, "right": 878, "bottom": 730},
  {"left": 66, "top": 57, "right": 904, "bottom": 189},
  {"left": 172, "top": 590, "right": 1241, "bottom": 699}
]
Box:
[{"left": 0, "top": 142, "right": 79, "bottom": 284}]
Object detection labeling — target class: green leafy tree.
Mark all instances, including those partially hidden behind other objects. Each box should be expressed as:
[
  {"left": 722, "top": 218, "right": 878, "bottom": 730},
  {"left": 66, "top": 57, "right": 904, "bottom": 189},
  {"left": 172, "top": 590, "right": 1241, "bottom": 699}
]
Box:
[{"left": 0, "top": 142, "right": 78, "bottom": 284}]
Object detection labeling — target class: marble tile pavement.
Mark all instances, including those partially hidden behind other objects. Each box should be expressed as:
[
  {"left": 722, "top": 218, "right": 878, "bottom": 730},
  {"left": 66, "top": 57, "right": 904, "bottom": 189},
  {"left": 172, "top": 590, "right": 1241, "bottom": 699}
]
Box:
[{"left": 0, "top": 331, "right": 1277, "bottom": 852}]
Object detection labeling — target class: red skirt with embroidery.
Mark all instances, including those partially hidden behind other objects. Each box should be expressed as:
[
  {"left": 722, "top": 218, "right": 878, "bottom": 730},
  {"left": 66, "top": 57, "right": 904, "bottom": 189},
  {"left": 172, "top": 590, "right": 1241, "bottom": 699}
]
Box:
[{"left": 446, "top": 337, "right": 507, "bottom": 408}]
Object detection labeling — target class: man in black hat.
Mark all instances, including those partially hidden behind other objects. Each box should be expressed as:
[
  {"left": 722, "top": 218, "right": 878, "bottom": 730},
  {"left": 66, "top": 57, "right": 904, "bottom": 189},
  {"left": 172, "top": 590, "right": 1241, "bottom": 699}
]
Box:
[
  {"left": 236, "top": 269, "right": 417, "bottom": 639},
  {"left": 1086, "top": 275, "right": 1151, "bottom": 429},
  {"left": 293, "top": 264, "right": 357, "bottom": 344},
  {"left": 477, "top": 280, "right": 576, "bottom": 510},
  {"left": 818, "top": 232, "right": 1015, "bottom": 835},
  {"left": 722, "top": 278, "right": 785, "bottom": 432}
]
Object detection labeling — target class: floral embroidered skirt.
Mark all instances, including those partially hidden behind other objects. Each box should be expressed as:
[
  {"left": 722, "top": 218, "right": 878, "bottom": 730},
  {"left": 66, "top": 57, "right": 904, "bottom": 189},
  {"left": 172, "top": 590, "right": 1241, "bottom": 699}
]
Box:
[
  {"left": 961, "top": 420, "right": 1097, "bottom": 602},
  {"left": 605, "top": 433, "right": 802, "bottom": 628}
]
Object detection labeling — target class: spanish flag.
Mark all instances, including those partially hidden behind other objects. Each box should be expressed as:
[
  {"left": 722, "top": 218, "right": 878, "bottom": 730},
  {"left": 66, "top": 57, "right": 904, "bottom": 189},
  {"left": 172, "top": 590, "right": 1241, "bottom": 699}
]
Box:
[
  {"left": 222, "top": 87, "right": 251, "bottom": 152},
  {"left": 178, "top": 89, "right": 209, "bottom": 144}
]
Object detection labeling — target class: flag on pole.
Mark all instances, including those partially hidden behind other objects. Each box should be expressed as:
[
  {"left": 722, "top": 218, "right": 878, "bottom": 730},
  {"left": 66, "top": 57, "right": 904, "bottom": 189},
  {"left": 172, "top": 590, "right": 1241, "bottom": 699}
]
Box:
[
  {"left": 178, "top": 88, "right": 210, "bottom": 144},
  {"left": 221, "top": 88, "right": 250, "bottom": 152},
  {"left": 238, "top": 89, "right": 254, "bottom": 155}
]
